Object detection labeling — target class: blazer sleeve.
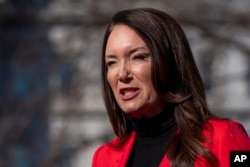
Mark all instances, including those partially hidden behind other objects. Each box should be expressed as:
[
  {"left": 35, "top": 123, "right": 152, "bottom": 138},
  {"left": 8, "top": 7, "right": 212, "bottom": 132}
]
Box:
[{"left": 209, "top": 120, "right": 250, "bottom": 167}]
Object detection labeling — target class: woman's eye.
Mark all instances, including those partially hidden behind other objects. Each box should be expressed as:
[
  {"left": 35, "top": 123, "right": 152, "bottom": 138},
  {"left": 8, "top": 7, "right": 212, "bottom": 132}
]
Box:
[
  {"left": 106, "top": 61, "right": 116, "bottom": 67},
  {"left": 133, "top": 53, "right": 149, "bottom": 60}
]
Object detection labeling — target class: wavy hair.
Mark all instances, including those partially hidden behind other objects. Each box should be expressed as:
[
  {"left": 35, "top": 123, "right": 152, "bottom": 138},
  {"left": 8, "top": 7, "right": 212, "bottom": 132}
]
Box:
[{"left": 101, "top": 8, "right": 218, "bottom": 167}]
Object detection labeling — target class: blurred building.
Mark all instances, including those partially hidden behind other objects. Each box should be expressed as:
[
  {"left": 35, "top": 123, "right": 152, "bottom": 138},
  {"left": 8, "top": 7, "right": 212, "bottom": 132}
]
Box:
[{"left": 0, "top": 0, "right": 249, "bottom": 167}]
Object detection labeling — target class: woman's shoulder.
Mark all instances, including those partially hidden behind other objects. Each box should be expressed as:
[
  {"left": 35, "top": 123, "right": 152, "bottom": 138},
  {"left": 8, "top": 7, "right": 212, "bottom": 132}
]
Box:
[
  {"left": 204, "top": 118, "right": 250, "bottom": 150},
  {"left": 207, "top": 118, "right": 249, "bottom": 134},
  {"left": 92, "top": 131, "right": 136, "bottom": 167},
  {"left": 207, "top": 118, "right": 245, "bottom": 129},
  {"left": 94, "top": 137, "right": 120, "bottom": 155},
  {"left": 92, "top": 137, "right": 121, "bottom": 167}
]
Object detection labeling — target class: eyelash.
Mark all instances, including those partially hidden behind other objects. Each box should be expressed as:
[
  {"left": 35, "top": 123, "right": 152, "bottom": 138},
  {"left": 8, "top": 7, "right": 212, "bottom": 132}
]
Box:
[
  {"left": 132, "top": 53, "right": 149, "bottom": 60},
  {"left": 106, "top": 61, "right": 116, "bottom": 67},
  {"left": 105, "top": 53, "right": 150, "bottom": 67}
]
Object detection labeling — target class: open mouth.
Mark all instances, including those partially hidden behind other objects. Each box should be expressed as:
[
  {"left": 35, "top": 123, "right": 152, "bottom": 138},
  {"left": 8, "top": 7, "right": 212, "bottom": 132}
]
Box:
[{"left": 119, "top": 87, "right": 140, "bottom": 100}]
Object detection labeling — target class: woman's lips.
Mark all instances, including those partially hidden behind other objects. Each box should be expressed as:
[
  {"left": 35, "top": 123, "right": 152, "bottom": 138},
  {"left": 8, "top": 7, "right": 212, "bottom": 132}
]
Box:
[{"left": 119, "top": 87, "right": 140, "bottom": 100}]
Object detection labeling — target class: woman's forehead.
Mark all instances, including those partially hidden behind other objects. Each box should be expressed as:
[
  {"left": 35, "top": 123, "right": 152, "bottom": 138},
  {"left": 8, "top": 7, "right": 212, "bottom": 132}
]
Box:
[{"left": 105, "top": 25, "right": 148, "bottom": 55}]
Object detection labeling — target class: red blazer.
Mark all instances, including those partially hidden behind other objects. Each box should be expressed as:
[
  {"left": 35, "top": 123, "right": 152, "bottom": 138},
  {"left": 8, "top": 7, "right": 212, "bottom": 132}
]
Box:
[{"left": 92, "top": 119, "right": 250, "bottom": 167}]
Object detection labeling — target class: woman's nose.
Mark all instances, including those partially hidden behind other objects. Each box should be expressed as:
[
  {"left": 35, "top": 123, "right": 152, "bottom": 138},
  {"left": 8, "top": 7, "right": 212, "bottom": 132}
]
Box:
[{"left": 118, "top": 62, "right": 132, "bottom": 83}]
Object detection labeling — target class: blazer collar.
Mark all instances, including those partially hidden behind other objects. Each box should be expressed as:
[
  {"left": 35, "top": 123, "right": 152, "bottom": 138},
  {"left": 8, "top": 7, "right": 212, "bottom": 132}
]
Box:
[{"left": 110, "top": 131, "right": 170, "bottom": 167}]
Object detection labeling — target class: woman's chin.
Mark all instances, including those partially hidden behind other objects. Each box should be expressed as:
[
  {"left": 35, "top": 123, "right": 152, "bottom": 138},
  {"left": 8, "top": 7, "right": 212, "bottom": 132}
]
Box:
[
  {"left": 121, "top": 107, "right": 141, "bottom": 117},
  {"left": 122, "top": 108, "right": 148, "bottom": 119}
]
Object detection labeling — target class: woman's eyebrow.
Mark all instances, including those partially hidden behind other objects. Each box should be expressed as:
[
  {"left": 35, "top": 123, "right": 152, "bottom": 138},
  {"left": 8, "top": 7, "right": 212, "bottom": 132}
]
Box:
[
  {"left": 128, "top": 47, "right": 149, "bottom": 55},
  {"left": 105, "top": 46, "right": 149, "bottom": 58},
  {"left": 105, "top": 54, "right": 116, "bottom": 58}
]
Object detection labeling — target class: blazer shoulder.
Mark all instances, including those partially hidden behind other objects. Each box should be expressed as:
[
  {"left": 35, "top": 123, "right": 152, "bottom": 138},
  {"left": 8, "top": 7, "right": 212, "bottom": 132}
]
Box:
[
  {"left": 93, "top": 137, "right": 120, "bottom": 156},
  {"left": 92, "top": 138, "right": 120, "bottom": 167},
  {"left": 92, "top": 144, "right": 108, "bottom": 167},
  {"left": 205, "top": 119, "right": 250, "bottom": 150},
  {"left": 92, "top": 132, "right": 136, "bottom": 167},
  {"left": 207, "top": 119, "right": 248, "bottom": 134}
]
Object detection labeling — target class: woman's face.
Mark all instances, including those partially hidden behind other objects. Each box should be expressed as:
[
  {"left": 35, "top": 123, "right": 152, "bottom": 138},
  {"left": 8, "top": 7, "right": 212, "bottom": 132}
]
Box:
[{"left": 105, "top": 24, "right": 165, "bottom": 118}]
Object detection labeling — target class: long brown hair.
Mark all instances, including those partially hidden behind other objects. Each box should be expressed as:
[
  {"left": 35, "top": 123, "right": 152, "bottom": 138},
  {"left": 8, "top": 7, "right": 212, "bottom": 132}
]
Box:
[{"left": 101, "top": 8, "right": 218, "bottom": 167}]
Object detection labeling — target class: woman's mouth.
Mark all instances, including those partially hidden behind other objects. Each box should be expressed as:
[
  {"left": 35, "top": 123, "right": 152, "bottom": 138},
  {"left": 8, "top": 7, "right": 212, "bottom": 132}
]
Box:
[{"left": 119, "top": 87, "right": 140, "bottom": 100}]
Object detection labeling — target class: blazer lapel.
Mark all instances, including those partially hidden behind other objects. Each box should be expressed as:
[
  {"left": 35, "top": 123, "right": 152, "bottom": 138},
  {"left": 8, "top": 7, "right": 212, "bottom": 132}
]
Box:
[
  {"left": 159, "top": 155, "right": 171, "bottom": 167},
  {"left": 110, "top": 131, "right": 171, "bottom": 167},
  {"left": 119, "top": 131, "right": 136, "bottom": 167},
  {"left": 114, "top": 131, "right": 136, "bottom": 167}
]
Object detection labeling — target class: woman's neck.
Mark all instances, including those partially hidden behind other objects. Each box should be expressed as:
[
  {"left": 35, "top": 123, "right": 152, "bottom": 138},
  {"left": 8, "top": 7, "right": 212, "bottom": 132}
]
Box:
[{"left": 130, "top": 105, "right": 176, "bottom": 137}]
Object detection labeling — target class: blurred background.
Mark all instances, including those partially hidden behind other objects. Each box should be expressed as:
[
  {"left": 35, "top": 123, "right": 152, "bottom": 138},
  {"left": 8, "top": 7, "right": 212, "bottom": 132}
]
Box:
[{"left": 0, "top": 0, "right": 249, "bottom": 166}]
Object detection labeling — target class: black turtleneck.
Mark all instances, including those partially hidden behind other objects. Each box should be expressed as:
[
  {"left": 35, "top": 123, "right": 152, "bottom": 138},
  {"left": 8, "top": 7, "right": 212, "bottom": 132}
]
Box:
[{"left": 126, "top": 106, "right": 176, "bottom": 167}]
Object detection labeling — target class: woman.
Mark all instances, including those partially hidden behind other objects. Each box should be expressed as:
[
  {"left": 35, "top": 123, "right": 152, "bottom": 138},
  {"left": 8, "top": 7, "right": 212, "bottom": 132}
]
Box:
[{"left": 92, "top": 8, "right": 250, "bottom": 167}]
